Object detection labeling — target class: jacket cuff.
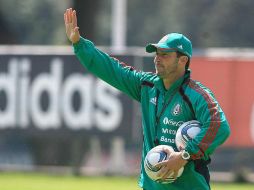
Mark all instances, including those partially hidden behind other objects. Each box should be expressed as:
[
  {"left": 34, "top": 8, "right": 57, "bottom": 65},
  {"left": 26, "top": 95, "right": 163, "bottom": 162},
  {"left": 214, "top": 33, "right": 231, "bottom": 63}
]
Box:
[{"left": 73, "top": 37, "right": 94, "bottom": 54}]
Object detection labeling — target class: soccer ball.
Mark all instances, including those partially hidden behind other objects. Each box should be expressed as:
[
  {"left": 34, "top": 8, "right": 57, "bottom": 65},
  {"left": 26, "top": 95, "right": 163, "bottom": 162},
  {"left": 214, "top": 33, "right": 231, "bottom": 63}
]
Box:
[
  {"left": 175, "top": 120, "right": 201, "bottom": 151},
  {"left": 144, "top": 145, "right": 184, "bottom": 184}
]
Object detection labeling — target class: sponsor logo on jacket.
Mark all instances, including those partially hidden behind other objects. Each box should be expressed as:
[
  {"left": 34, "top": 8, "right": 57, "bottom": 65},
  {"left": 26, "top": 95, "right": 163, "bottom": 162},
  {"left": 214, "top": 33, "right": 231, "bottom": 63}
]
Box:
[{"left": 163, "top": 117, "right": 184, "bottom": 127}]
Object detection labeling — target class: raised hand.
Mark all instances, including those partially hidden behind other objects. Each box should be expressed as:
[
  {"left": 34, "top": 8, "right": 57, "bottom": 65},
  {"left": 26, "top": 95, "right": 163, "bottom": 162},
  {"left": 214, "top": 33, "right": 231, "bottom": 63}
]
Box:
[{"left": 64, "top": 8, "right": 80, "bottom": 44}]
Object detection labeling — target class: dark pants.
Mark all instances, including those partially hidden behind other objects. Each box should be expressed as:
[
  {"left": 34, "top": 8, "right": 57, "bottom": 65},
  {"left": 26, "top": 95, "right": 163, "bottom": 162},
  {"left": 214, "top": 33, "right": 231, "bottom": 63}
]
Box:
[{"left": 193, "top": 158, "right": 211, "bottom": 189}]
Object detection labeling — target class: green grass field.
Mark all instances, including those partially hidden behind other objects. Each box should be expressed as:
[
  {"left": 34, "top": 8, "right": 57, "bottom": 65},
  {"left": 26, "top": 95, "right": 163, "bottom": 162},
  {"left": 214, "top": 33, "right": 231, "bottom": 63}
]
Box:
[{"left": 0, "top": 172, "right": 253, "bottom": 190}]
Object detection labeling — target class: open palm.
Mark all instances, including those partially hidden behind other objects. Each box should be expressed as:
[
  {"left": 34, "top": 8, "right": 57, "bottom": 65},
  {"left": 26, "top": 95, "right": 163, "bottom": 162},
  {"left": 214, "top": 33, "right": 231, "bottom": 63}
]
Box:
[{"left": 64, "top": 8, "right": 80, "bottom": 43}]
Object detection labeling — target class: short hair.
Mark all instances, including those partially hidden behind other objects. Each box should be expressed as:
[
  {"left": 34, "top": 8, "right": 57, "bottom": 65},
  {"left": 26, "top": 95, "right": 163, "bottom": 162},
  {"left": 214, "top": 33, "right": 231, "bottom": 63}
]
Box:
[{"left": 176, "top": 51, "right": 190, "bottom": 70}]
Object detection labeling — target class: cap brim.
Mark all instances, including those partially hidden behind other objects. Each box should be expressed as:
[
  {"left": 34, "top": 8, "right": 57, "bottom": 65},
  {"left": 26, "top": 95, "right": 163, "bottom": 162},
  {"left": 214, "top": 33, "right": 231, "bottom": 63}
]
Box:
[
  {"left": 146, "top": 43, "right": 158, "bottom": 53},
  {"left": 146, "top": 43, "right": 177, "bottom": 53}
]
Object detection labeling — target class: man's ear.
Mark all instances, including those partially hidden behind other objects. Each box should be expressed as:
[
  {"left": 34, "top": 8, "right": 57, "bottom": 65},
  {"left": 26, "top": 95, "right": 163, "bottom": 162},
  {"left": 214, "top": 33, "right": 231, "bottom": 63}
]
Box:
[{"left": 179, "top": 56, "right": 188, "bottom": 66}]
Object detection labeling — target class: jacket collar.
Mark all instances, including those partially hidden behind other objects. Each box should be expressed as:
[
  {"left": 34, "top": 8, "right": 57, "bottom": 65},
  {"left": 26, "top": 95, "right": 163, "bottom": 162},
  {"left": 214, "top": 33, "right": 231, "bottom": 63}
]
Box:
[{"left": 154, "top": 70, "right": 191, "bottom": 93}]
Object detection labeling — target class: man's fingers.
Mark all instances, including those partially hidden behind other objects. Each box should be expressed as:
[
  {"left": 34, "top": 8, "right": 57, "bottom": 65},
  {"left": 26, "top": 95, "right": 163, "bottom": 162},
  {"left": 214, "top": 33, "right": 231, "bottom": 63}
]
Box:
[
  {"left": 157, "top": 166, "right": 166, "bottom": 178},
  {"left": 66, "top": 9, "right": 70, "bottom": 23},
  {"left": 64, "top": 12, "right": 69, "bottom": 25},
  {"left": 154, "top": 159, "right": 167, "bottom": 167},
  {"left": 173, "top": 170, "right": 178, "bottom": 179},
  {"left": 64, "top": 13, "right": 67, "bottom": 24},
  {"left": 67, "top": 8, "right": 72, "bottom": 23},
  {"left": 162, "top": 147, "right": 174, "bottom": 156},
  {"left": 72, "top": 10, "right": 77, "bottom": 27},
  {"left": 64, "top": 8, "right": 77, "bottom": 26},
  {"left": 74, "top": 27, "right": 80, "bottom": 35},
  {"left": 160, "top": 169, "right": 178, "bottom": 181},
  {"left": 69, "top": 8, "right": 73, "bottom": 23},
  {"left": 161, "top": 169, "right": 173, "bottom": 179}
]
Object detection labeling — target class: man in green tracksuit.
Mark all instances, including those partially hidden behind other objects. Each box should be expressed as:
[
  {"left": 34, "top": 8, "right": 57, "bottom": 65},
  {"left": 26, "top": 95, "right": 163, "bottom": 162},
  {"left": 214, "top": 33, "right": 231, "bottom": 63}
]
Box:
[{"left": 64, "top": 8, "right": 230, "bottom": 190}]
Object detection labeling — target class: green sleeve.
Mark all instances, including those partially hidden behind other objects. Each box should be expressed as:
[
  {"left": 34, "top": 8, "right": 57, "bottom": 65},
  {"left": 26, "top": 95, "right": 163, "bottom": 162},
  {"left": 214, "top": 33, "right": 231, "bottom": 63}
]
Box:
[
  {"left": 185, "top": 88, "right": 230, "bottom": 160},
  {"left": 73, "top": 37, "right": 142, "bottom": 101}
]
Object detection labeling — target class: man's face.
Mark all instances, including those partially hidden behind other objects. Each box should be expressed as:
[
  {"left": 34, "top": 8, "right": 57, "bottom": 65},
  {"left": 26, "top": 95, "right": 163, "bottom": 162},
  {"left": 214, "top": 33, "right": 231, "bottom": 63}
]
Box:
[{"left": 154, "top": 49, "right": 179, "bottom": 79}]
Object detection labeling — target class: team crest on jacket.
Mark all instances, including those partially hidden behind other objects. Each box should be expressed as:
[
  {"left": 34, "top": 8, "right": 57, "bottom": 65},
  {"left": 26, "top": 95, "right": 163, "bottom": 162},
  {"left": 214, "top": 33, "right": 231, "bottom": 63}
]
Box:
[{"left": 171, "top": 103, "right": 182, "bottom": 116}]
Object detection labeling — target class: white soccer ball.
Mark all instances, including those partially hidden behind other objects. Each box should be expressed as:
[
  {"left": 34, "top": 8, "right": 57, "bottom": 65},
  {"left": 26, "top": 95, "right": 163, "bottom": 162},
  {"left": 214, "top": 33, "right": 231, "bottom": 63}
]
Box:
[
  {"left": 175, "top": 120, "right": 202, "bottom": 151},
  {"left": 144, "top": 145, "right": 184, "bottom": 184}
]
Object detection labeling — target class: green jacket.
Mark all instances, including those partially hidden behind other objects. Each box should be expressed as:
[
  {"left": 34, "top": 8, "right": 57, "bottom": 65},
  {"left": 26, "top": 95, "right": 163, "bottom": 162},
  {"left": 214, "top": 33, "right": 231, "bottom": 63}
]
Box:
[{"left": 73, "top": 37, "right": 230, "bottom": 190}]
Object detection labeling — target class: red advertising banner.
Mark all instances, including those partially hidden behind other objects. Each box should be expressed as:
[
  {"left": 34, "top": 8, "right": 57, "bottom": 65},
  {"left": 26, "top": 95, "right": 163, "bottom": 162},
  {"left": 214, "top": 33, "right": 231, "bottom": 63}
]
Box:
[{"left": 191, "top": 57, "right": 254, "bottom": 147}]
